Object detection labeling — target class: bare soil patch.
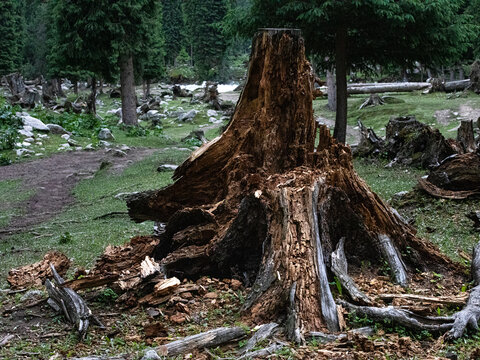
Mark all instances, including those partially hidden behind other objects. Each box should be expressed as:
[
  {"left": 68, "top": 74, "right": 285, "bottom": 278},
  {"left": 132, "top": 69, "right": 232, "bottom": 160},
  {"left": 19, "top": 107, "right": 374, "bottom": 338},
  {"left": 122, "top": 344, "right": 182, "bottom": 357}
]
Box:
[{"left": 0, "top": 148, "right": 156, "bottom": 240}]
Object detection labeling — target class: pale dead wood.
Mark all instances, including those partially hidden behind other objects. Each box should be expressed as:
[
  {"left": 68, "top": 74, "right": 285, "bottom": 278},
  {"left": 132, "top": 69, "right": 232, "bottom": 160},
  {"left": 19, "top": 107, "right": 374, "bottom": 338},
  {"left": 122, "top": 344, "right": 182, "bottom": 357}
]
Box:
[{"left": 378, "top": 293, "right": 468, "bottom": 306}]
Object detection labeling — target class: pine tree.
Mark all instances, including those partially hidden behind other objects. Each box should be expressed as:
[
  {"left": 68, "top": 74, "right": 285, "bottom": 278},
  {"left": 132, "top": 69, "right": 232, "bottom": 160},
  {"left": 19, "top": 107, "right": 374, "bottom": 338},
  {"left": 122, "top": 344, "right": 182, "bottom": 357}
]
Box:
[
  {"left": 231, "top": 0, "right": 473, "bottom": 144},
  {"left": 23, "top": 0, "right": 48, "bottom": 78},
  {"left": 184, "top": 0, "right": 228, "bottom": 80},
  {"left": 0, "top": 0, "right": 25, "bottom": 76},
  {"left": 162, "top": 0, "right": 184, "bottom": 66}
]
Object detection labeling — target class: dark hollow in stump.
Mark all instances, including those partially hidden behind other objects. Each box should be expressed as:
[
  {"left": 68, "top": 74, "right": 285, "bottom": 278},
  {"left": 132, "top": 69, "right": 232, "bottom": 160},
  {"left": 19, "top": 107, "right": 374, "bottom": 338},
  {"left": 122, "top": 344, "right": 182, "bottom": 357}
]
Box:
[{"left": 127, "top": 29, "right": 462, "bottom": 338}]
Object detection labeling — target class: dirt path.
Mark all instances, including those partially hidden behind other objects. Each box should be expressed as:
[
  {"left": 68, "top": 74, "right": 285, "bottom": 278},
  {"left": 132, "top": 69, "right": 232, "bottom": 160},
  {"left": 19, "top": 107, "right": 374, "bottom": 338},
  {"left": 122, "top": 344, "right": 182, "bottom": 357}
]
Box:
[
  {"left": 434, "top": 102, "right": 480, "bottom": 126},
  {"left": 0, "top": 148, "right": 156, "bottom": 240}
]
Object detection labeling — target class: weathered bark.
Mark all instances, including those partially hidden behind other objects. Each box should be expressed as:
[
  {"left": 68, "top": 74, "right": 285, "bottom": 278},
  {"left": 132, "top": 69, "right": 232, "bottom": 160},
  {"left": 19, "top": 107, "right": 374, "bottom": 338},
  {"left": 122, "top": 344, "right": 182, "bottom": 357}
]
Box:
[
  {"left": 120, "top": 55, "right": 138, "bottom": 125},
  {"left": 5, "top": 73, "right": 26, "bottom": 96},
  {"left": 46, "top": 264, "right": 104, "bottom": 340},
  {"left": 326, "top": 69, "right": 336, "bottom": 111},
  {"left": 125, "top": 29, "right": 461, "bottom": 340},
  {"left": 470, "top": 61, "right": 480, "bottom": 94},
  {"left": 457, "top": 120, "right": 477, "bottom": 153},
  {"left": 334, "top": 25, "right": 348, "bottom": 144}
]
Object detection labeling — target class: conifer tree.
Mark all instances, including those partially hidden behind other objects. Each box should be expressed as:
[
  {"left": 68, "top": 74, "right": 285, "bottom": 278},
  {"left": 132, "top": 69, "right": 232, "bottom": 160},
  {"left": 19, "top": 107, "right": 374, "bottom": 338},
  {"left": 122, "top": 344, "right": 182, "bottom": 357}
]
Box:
[
  {"left": 162, "top": 0, "right": 184, "bottom": 66},
  {"left": 0, "top": 0, "right": 25, "bottom": 76},
  {"left": 184, "top": 0, "right": 228, "bottom": 79}
]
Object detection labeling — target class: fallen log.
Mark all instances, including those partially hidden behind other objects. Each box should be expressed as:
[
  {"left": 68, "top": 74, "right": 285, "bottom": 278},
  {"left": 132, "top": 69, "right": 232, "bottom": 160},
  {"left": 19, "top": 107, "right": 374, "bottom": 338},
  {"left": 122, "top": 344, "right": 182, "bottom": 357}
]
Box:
[
  {"left": 347, "top": 82, "right": 432, "bottom": 94},
  {"left": 240, "top": 323, "right": 279, "bottom": 354},
  {"left": 445, "top": 79, "right": 471, "bottom": 92},
  {"left": 45, "top": 264, "right": 104, "bottom": 340},
  {"left": 154, "top": 326, "right": 247, "bottom": 357}
]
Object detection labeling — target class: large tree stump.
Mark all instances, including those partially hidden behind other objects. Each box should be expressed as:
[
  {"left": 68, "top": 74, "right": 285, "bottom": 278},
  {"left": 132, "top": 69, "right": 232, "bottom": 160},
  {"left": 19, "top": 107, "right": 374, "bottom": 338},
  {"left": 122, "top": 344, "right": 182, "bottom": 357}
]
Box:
[{"left": 127, "top": 29, "right": 461, "bottom": 338}]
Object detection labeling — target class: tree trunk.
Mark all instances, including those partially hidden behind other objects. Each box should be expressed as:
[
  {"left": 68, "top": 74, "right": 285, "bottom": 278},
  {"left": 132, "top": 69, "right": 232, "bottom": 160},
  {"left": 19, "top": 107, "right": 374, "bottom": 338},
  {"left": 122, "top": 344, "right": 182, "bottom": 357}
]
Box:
[
  {"left": 333, "top": 26, "right": 348, "bottom": 144},
  {"left": 146, "top": 79, "right": 151, "bottom": 98},
  {"left": 457, "top": 120, "right": 477, "bottom": 153},
  {"left": 326, "top": 69, "right": 336, "bottom": 111},
  {"left": 87, "top": 77, "right": 97, "bottom": 114},
  {"left": 120, "top": 55, "right": 138, "bottom": 126},
  {"left": 347, "top": 82, "right": 432, "bottom": 94},
  {"left": 99, "top": 79, "right": 104, "bottom": 94},
  {"left": 126, "top": 29, "right": 461, "bottom": 340},
  {"left": 73, "top": 81, "right": 78, "bottom": 95}
]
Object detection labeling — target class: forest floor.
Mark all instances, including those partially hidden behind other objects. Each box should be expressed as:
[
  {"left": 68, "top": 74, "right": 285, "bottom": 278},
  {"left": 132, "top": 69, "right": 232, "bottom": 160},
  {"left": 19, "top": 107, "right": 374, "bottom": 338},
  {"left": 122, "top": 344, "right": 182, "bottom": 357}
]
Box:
[{"left": 1, "top": 87, "right": 480, "bottom": 359}]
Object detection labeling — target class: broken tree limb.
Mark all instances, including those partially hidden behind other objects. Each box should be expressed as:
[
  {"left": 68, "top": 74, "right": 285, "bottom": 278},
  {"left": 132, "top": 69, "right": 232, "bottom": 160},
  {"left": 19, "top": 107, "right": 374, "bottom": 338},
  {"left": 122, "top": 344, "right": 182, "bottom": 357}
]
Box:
[
  {"left": 378, "top": 293, "right": 468, "bottom": 306},
  {"left": 0, "top": 334, "right": 14, "bottom": 347},
  {"left": 308, "top": 326, "right": 375, "bottom": 344},
  {"left": 240, "top": 323, "right": 279, "bottom": 354},
  {"left": 446, "top": 241, "right": 480, "bottom": 339},
  {"left": 377, "top": 234, "right": 408, "bottom": 287},
  {"left": 338, "top": 300, "right": 454, "bottom": 332},
  {"left": 331, "top": 238, "right": 372, "bottom": 304},
  {"left": 155, "top": 326, "right": 247, "bottom": 357},
  {"left": 45, "top": 264, "right": 104, "bottom": 340}
]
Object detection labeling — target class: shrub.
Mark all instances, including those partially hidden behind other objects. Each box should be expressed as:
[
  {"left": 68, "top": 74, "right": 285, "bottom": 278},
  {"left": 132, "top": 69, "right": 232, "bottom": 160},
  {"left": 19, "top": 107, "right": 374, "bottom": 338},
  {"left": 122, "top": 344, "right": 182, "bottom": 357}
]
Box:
[{"left": 0, "top": 105, "right": 22, "bottom": 151}]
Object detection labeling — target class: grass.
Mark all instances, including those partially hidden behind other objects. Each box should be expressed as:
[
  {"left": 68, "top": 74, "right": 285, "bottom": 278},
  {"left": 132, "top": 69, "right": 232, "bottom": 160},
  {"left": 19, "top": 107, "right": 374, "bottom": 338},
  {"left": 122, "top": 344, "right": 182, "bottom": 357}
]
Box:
[
  {"left": 0, "top": 179, "right": 35, "bottom": 228},
  {"left": 0, "top": 152, "right": 180, "bottom": 286},
  {"left": 313, "top": 91, "right": 480, "bottom": 139}
]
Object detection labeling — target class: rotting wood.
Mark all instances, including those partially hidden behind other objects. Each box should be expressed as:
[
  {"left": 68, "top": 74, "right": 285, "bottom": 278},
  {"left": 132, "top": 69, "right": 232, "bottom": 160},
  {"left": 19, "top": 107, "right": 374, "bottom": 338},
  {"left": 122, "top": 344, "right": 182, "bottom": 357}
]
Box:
[
  {"left": 457, "top": 120, "right": 477, "bottom": 153},
  {"left": 154, "top": 326, "right": 247, "bottom": 357},
  {"left": 347, "top": 82, "right": 432, "bottom": 94},
  {"left": 238, "top": 343, "right": 286, "bottom": 360},
  {"left": 45, "top": 264, "right": 104, "bottom": 341},
  {"left": 7, "top": 251, "right": 71, "bottom": 289},
  {"left": 331, "top": 238, "right": 372, "bottom": 304},
  {"left": 0, "top": 334, "right": 14, "bottom": 347},
  {"left": 359, "top": 94, "right": 385, "bottom": 109}
]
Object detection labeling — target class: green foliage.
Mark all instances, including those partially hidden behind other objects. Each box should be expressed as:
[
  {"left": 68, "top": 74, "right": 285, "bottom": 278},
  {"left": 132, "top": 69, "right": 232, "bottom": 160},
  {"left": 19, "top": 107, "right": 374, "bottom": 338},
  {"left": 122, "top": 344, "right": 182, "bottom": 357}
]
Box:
[
  {"left": 0, "top": 0, "right": 25, "bottom": 76},
  {"left": 22, "top": 0, "right": 48, "bottom": 78},
  {"left": 0, "top": 105, "right": 22, "bottom": 151},
  {"left": 184, "top": 0, "right": 228, "bottom": 80},
  {"left": 162, "top": 0, "right": 184, "bottom": 66},
  {"left": 96, "top": 288, "right": 119, "bottom": 304},
  {"left": 59, "top": 232, "right": 73, "bottom": 244},
  {"left": 168, "top": 48, "right": 196, "bottom": 82}
]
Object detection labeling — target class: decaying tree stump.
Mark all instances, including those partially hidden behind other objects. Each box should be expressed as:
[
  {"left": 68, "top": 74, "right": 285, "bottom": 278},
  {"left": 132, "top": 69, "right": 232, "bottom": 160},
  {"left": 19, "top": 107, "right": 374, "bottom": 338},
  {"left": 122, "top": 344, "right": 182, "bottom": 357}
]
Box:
[
  {"left": 418, "top": 152, "right": 480, "bottom": 199},
  {"left": 126, "top": 29, "right": 466, "bottom": 339},
  {"left": 470, "top": 60, "right": 480, "bottom": 94},
  {"left": 457, "top": 120, "right": 477, "bottom": 153}
]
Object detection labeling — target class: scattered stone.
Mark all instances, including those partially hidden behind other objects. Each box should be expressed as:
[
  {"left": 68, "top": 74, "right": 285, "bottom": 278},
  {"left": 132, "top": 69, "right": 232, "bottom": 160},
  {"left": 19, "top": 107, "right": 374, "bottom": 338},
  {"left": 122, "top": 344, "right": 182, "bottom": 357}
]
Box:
[
  {"left": 98, "top": 140, "right": 111, "bottom": 148},
  {"left": 46, "top": 124, "right": 70, "bottom": 135},
  {"left": 392, "top": 191, "right": 409, "bottom": 201},
  {"left": 21, "top": 141, "right": 32, "bottom": 147},
  {"left": 58, "top": 143, "right": 70, "bottom": 150},
  {"left": 98, "top": 128, "right": 114, "bottom": 140},
  {"left": 17, "top": 113, "right": 49, "bottom": 131},
  {"left": 178, "top": 109, "right": 198, "bottom": 122},
  {"left": 157, "top": 164, "right": 178, "bottom": 172},
  {"left": 112, "top": 149, "right": 127, "bottom": 157},
  {"left": 23, "top": 137, "right": 34, "bottom": 143},
  {"left": 18, "top": 128, "right": 34, "bottom": 137},
  {"left": 84, "top": 144, "right": 95, "bottom": 151},
  {"left": 207, "top": 109, "right": 218, "bottom": 117},
  {"left": 146, "top": 308, "right": 160, "bottom": 318},
  {"left": 182, "top": 129, "right": 207, "bottom": 144},
  {"left": 67, "top": 139, "right": 79, "bottom": 147},
  {"left": 61, "top": 134, "right": 70, "bottom": 140},
  {"left": 35, "top": 153, "right": 43, "bottom": 156},
  {"left": 37, "top": 134, "right": 49, "bottom": 139},
  {"left": 16, "top": 148, "right": 34, "bottom": 156},
  {"left": 141, "top": 349, "right": 162, "bottom": 360},
  {"left": 106, "top": 107, "right": 122, "bottom": 118},
  {"left": 119, "top": 145, "right": 131, "bottom": 152}
]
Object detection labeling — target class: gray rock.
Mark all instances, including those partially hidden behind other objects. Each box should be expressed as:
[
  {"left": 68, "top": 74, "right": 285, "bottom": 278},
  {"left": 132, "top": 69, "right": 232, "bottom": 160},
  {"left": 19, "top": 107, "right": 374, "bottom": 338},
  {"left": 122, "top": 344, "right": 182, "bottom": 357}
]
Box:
[
  {"left": 112, "top": 149, "right": 127, "bottom": 157},
  {"left": 67, "top": 139, "right": 79, "bottom": 146},
  {"left": 119, "top": 145, "right": 131, "bottom": 152},
  {"left": 46, "top": 124, "right": 70, "bottom": 135},
  {"left": 392, "top": 191, "right": 409, "bottom": 201},
  {"left": 21, "top": 141, "right": 32, "bottom": 147},
  {"left": 98, "top": 140, "right": 111, "bottom": 148},
  {"left": 157, "top": 164, "right": 178, "bottom": 172},
  {"left": 61, "top": 134, "right": 71, "bottom": 140},
  {"left": 37, "top": 134, "right": 49, "bottom": 139},
  {"left": 107, "top": 107, "right": 122, "bottom": 118},
  {"left": 98, "top": 128, "right": 114, "bottom": 140},
  {"left": 16, "top": 148, "right": 34, "bottom": 156},
  {"left": 19, "top": 129, "right": 34, "bottom": 137},
  {"left": 178, "top": 109, "right": 198, "bottom": 122},
  {"left": 23, "top": 137, "right": 34, "bottom": 143},
  {"left": 141, "top": 349, "right": 161, "bottom": 360},
  {"left": 207, "top": 109, "right": 218, "bottom": 117},
  {"left": 17, "top": 113, "right": 49, "bottom": 131},
  {"left": 84, "top": 144, "right": 95, "bottom": 151}
]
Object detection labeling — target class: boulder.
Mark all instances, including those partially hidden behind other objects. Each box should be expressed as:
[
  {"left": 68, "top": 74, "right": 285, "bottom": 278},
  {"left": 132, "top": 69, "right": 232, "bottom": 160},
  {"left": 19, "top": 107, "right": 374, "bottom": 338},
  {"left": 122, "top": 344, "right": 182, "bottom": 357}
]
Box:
[
  {"left": 17, "top": 113, "right": 49, "bottom": 131},
  {"left": 18, "top": 128, "right": 34, "bottom": 137},
  {"left": 46, "top": 124, "right": 70, "bottom": 135},
  {"left": 207, "top": 109, "right": 218, "bottom": 117},
  {"left": 178, "top": 109, "right": 198, "bottom": 122},
  {"left": 98, "top": 128, "right": 114, "bottom": 140},
  {"left": 61, "top": 134, "right": 70, "bottom": 140}
]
